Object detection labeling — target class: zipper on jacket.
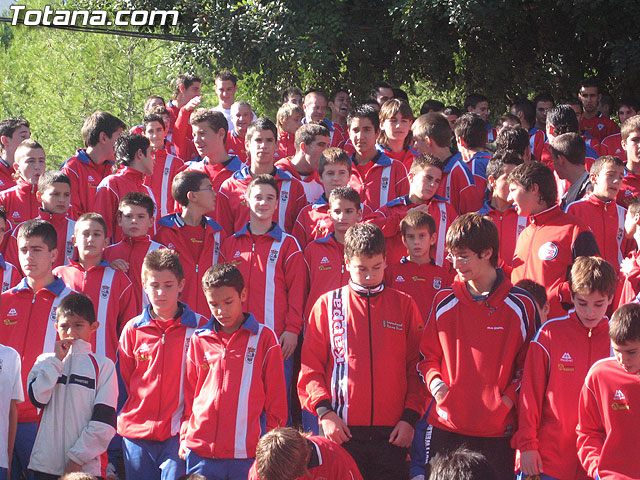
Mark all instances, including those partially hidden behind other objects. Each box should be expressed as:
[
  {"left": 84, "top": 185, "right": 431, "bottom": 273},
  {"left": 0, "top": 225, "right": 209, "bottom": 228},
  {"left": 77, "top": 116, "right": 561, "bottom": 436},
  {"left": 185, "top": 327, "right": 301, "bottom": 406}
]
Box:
[{"left": 367, "top": 295, "right": 374, "bottom": 426}]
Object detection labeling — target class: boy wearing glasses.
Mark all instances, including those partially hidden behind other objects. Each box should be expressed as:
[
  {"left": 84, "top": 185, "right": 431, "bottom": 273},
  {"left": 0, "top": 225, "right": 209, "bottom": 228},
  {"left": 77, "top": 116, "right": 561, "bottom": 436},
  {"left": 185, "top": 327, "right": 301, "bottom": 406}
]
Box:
[{"left": 418, "top": 213, "right": 538, "bottom": 480}]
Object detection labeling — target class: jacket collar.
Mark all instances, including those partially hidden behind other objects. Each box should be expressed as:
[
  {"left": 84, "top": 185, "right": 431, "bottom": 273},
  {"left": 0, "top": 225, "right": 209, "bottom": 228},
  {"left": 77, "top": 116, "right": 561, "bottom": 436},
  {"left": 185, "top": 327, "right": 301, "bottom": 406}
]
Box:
[
  {"left": 234, "top": 222, "right": 284, "bottom": 241},
  {"left": 133, "top": 302, "right": 199, "bottom": 328},
  {"left": 14, "top": 276, "right": 67, "bottom": 295},
  {"left": 158, "top": 213, "right": 222, "bottom": 232},
  {"left": 208, "top": 312, "right": 260, "bottom": 335}
]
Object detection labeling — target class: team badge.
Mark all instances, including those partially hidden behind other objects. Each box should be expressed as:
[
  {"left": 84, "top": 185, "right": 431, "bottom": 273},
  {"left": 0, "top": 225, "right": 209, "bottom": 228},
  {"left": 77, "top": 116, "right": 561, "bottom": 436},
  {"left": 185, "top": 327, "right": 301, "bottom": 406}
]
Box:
[
  {"left": 381, "top": 177, "right": 389, "bottom": 189},
  {"left": 433, "top": 277, "right": 442, "bottom": 289},
  {"left": 538, "top": 242, "right": 558, "bottom": 261},
  {"left": 281, "top": 191, "right": 289, "bottom": 202},
  {"left": 101, "top": 285, "right": 110, "bottom": 299},
  {"left": 269, "top": 249, "right": 278, "bottom": 262},
  {"left": 246, "top": 347, "right": 256, "bottom": 364}
]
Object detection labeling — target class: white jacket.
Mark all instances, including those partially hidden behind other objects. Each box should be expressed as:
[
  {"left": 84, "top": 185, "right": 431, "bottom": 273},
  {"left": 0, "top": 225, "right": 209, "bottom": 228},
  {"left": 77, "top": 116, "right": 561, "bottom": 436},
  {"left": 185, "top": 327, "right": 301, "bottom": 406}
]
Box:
[{"left": 27, "top": 339, "right": 117, "bottom": 476}]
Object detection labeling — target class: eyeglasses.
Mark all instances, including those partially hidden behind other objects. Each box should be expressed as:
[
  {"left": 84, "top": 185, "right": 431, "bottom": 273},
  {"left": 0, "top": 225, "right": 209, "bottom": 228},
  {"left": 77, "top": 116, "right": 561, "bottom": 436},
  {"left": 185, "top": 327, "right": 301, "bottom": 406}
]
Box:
[
  {"left": 446, "top": 253, "right": 476, "bottom": 265},
  {"left": 196, "top": 185, "right": 214, "bottom": 192}
]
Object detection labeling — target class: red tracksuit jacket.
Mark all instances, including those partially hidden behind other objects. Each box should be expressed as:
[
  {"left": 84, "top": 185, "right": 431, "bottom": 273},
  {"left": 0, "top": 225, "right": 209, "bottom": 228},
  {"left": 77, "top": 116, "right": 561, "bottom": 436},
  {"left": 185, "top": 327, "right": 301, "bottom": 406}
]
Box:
[
  {"left": 384, "top": 257, "right": 452, "bottom": 325},
  {"left": 580, "top": 114, "right": 620, "bottom": 143},
  {"left": 512, "top": 311, "right": 611, "bottom": 480},
  {"left": 299, "top": 283, "right": 426, "bottom": 427},
  {"left": 529, "top": 127, "right": 546, "bottom": 162},
  {"left": 226, "top": 131, "right": 247, "bottom": 163},
  {"left": 566, "top": 193, "right": 631, "bottom": 269},
  {"left": 103, "top": 235, "right": 165, "bottom": 312},
  {"left": 276, "top": 131, "right": 295, "bottom": 161},
  {"left": 171, "top": 105, "right": 197, "bottom": 162},
  {"left": 94, "top": 166, "right": 156, "bottom": 242},
  {"left": 274, "top": 157, "right": 324, "bottom": 203},
  {"left": 154, "top": 214, "right": 225, "bottom": 317},
  {"left": 377, "top": 144, "right": 419, "bottom": 172},
  {"left": 54, "top": 259, "right": 136, "bottom": 362},
  {"left": 6, "top": 210, "right": 75, "bottom": 273},
  {"left": 0, "top": 277, "right": 74, "bottom": 422},
  {"left": 146, "top": 148, "right": 183, "bottom": 218},
  {"left": 0, "top": 178, "right": 39, "bottom": 224},
  {"left": 365, "top": 194, "right": 457, "bottom": 266},
  {"left": 617, "top": 168, "right": 640, "bottom": 209},
  {"left": 181, "top": 155, "right": 244, "bottom": 194},
  {"left": 118, "top": 303, "right": 208, "bottom": 441},
  {"left": 0, "top": 158, "right": 15, "bottom": 191},
  {"left": 303, "top": 234, "right": 348, "bottom": 319},
  {"left": 418, "top": 272, "right": 537, "bottom": 437},
  {"left": 436, "top": 153, "right": 484, "bottom": 215},
  {"left": 0, "top": 254, "right": 21, "bottom": 292},
  {"left": 478, "top": 202, "right": 528, "bottom": 274},
  {"left": 217, "top": 166, "right": 307, "bottom": 235},
  {"left": 577, "top": 357, "right": 640, "bottom": 480},
  {"left": 292, "top": 194, "right": 373, "bottom": 249},
  {"left": 180, "top": 314, "right": 287, "bottom": 459},
  {"left": 348, "top": 152, "right": 409, "bottom": 211},
  {"left": 220, "top": 223, "right": 307, "bottom": 336},
  {"left": 60, "top": 149, "right": 115, "bottom": 217},
  {"left": 248, "top": 435, "right": 364, "bottom": 480},
  {"left": 511, "top": 205, "right": 600, "bottom": 319},
  {"left": 601, "top": 133, "right": 625, "bottom": 162}
]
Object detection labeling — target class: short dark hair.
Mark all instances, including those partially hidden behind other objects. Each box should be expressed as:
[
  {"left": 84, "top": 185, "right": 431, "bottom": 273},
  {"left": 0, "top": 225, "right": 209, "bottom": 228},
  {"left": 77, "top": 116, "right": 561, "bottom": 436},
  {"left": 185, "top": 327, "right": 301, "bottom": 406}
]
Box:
[
  {"left": 142, "top": 113, "right": 165, "bottom": 131},
  {"left": 0, "top": 118, "right": 30, "bottom": 149},
  {"left": 412, "top": 113, "right": 452, "bottom": 148},
  {"left": 281, "top": 87, "right": 303, "bottom": 104},
  {"left": 113, "top": 133, "right": 150, "bottom": 172},
  {"left": 428, "top": 446, "right": 496, "bottom": 480},
  {"left": 490, "top": 150, "right": 524, "bottom": 167},
  {"left": 318, "top": 147, "right": 351, "bottom": 177},
  {"left": 347, "top": 105, "right": 380, "bottom": 132},
  {"left": 446, "top": 213, "right": 499, "bottom": 267},
  {"left": 463, "top": 93, "right": 488, "bottom": 111},
  {"left": 328, "top": 186, "right": 361, "bottom": 210},
  {"left": 454, "top": 113, "right": 487, "bottom": 149},
  {"left": 143, "top": 95, "right": 165, "bottom": 113},
  {"left": 172, "top": 73, "right": 201, "bottom": 100},
  {"left": 443, "top": 106, "right": 462, "bottom": 117},
  {"left": 532, "top": 92, "right": 555, "bottom": 107},
  {"left": 550, "top": 132, "right": 586, "bottom": 166},
  {"left": 246, "top": 174, "right": 278, "bottom": 197},
  {"left": 546, "top": 105, "right": 579, "bottom": 134},
  {"left": 508, "top": 161, "right": 557, "bottom": 207},
  {"left": 618, "top": 97, "right": 640, "bottom": 113},
  {"left": 610, "top": 302, "right": 640, "bottom": 345},
  {"left": 215, "top": 70, "right": 237, "bottom": 85},
  {"left": 515, "top": 280, "right": 548, "bottom": 308},
  {"left": 420, "top": 99, "right": 445, "bottom": 115},
  {"left": 401, "top": 210, "right": 436, "bottom": 236},
  {"left": 590, "top": 155, "right": 625, "bottom": 177},
  {"left": 410, "top": 154, "right": 445, "bottom": 175},
  {"left": 246, "top": 117, "right": 278, "bottom": 143},
  {"left": 76, "top": 213, "right": 107, "bottom": 236},
  {"left": 142, "top": 249, "right": 184, "bottom": 282},
  {"left": 344, "top": 223, "right": 385, "bottom": 259},
  {"left": 81, "top": 111, "right": 126, "bottom": 148},
  {"left": 118, "top": 192, "right": 155, "bottom": 218},
  {"left": 38, "top": 170, "right": 71, "bottom": 193},
  {"left": 329, "top": 89, "right": 349, "bottom": 103},
  {"left": 486, "top": 156, "right": 522, "bottom": 189},
  {"left": 511, "top": 98, "right": 536, "bottom": 127},
  {"left": 580, "top": 77, "right": 601, "bottom": 95},
  {"left": 189, "top": 109, "right": 228, "bottom": 137},
  {"left": 171, "top": 170, "right": 209, "bottom": 207},
  {"left": 17, "top": 219, "right": 57, "bottom": 251},
  {"left": 294, "top": 123, "right": 330, "bottom": 151},
  {"left": 202, "top": 263, "right": 244, "bottom": 295},
  {"left": 56, "top": 293, "right": 96, "bottom": 325},
  {"left": 495, "top": 126, "right": 529, "bottom": 157},
  {"left": 371, "top": 82, "right": 393, "bottom": 96}
]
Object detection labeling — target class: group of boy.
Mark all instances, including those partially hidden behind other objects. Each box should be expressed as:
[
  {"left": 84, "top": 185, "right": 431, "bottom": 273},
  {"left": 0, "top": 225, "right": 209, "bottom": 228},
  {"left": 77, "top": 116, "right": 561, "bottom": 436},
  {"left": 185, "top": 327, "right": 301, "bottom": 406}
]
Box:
[{"left": 0, "top": 70, "right": 639, "bottom": 480}]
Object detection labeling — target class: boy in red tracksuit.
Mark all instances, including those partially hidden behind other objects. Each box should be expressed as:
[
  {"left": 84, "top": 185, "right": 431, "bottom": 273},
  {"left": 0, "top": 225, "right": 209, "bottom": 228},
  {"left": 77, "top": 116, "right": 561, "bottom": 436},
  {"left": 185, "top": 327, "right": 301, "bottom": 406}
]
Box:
[
  {"left": 248, "top": 427, "right": 363, "bottom": 480},
  {"left": 292, "top": 148, "right": 373, "bottom": 248},
  {"left": 180, "top": 263, "right": 287, "bottom": 478},
  {"left": 142, "top": 113, "right": 184, "bottom": 218},
  {"left": 0, "top": 208, "right": 21, "bottom": 292},
  {"left": 276, "top": 103, "right": 303, "bottom": 160},
  {"left": 576, "top": 302, "right": 640, "bottom": 480},
  {"left": 182, "top": 109, "right": 244, "bottom": 203},
  {"left": 376, "top": 99, "right": 418, "bottom": 171},
  {"left": 61, "top": 111, "right": 125, "bottom": 218},
  {"left": 411, "top": 113, "right": 483, "bottom": 215},
  {"left": 347, "top": 105, "right": 409, "bottom": 210},
  {"left": 508, "top": 161, "right": 600, "bottom": 319},
  {"left": 6, "top": 171, "right": 76, "bottom": 272},
  {"left": 479, "top": 152, "right": 526, "bottom": 275},
  {"left": 217, "top": 118, "right": 307, "bottom": 234},
  {"left": 0, "top": 220, "right": 74, "bottom": 480},
  {"left": 418, "top": 213, "right": 538, "bottom": 480},
  {"left": 155, "top": 171, "right": 225, "bottom": 317},
  {"left": 54, "top": 213, "right": 136, "bottom": 362},
  {"left": 454, "top": 113, "right": 492, "bottom": 194},
  {"left": 618, "top": 198, "right": 640, "bottom": 305},
  {"left": 0, "top": 117, "right": 30, "bottom": 191},
  {"left": 118, "top": 249, "right": 208, "bottom": 480},
  {"left": 220, "top": 175, "right": 307, "bottom": 396},
  {"left": 0, "top": 139, "right": 45, "bottom": 225},
  {"left": 298, "top": 223, "right": 426, "bottom": 480},
  {"left": 227, "top": 101, "right": 253, "bottom": 162},
  {"left": 274, "top": 123, "right": 330, "bottom": 203},
  {"left": 304, "top": 186, "right": 361, "bottom": 320},
  {"left": 104, "top": 193, "right": 165, "bottom": 312},
  {"left": 566, "top": 156, "right": 631, "bottom": 270},
  {"left": 95, "top": 133, "right": 156, "bottom": 243},
  {"left": 365, "top": 153, "right": 457, "bottom": 266},
  {"left": 513, "top": 256, "right": 616, "bottom": 480},
  {"left": 617, "top": 116, "right": 640, "bottom": 208}
]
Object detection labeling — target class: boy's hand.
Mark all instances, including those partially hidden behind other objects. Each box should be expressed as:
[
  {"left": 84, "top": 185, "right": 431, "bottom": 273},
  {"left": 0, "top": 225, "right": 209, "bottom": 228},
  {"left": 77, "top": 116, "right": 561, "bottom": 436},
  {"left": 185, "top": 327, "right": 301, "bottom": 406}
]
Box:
[
  {"left": 54, "top": 339, "right": 74, "bottom": 361},
  {"left": 178, "top": 443, "right": 187, "bottom": 460},
  {"left": 408, "top": 203, "right": 431, "bottom": 214},
  {"left": 520, "top": 449, "right": 543, "bottom": 475},
  {"left": 109, "top": 259, "right": 129, "bottom": 272},
  {"left": 278, "top": 331, "right": 298, "bottom": 360},
  {"left": 501, "top": 394, "right": 514, "bottom": 410},
  {"left": 320, "top": 411, "right": 351, "bottom": 444},
  {"left": 64, "top": 459, "right": 82, "bottom": 473},
  {"left": 184, "top": 95, "right": 202, "bottom": 112},
  {"left": 389, "top": 420, "right": 414, "bottom": 448},
  {"left": 434, "top": 384, "right": 449, "bottom": 403}
]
